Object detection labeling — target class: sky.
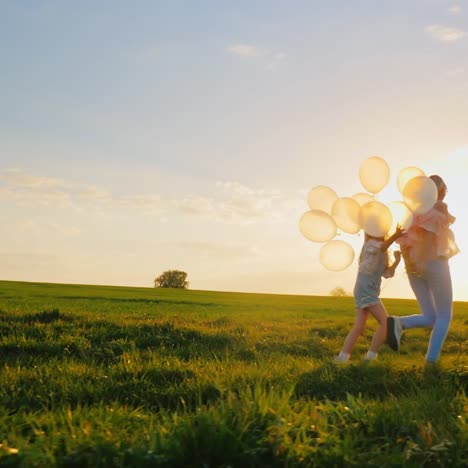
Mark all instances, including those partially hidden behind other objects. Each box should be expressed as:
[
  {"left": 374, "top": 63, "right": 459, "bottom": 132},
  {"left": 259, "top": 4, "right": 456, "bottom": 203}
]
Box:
[{"left": 1, "top": 0, "right": 468, "bottom": 300}]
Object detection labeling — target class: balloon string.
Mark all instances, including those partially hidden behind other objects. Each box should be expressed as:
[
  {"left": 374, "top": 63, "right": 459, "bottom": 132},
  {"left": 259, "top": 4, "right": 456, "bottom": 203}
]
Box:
[{"left": 380, "top": 269, "right": 408, "bottom": 292}]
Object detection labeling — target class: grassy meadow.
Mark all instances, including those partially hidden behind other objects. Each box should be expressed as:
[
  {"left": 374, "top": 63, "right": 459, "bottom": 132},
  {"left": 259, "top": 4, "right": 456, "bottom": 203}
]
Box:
[{"left": 0, "top": 280, "right": 466, "bottom": 467}]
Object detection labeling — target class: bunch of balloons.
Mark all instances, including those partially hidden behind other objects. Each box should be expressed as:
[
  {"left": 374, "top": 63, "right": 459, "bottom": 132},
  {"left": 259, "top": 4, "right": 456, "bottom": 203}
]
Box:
[{"left": 300, "top": 156, "right": 439, "bottom": 271}]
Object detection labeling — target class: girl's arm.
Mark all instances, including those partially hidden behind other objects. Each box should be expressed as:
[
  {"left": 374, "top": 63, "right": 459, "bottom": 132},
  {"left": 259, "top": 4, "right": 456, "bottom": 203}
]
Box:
[
  {"left": 380, "top": 226, "right": 405, "bottom": 252},
  {"left": 389, "top": 250, "right": 401, "bottom": 270},
  {"left": 383, "top": 251, "right": 401, "bottom": 278}
]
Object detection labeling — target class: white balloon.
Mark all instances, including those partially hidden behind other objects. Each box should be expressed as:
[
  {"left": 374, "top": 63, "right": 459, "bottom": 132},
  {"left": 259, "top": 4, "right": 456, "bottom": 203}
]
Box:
[
  {"left": 388, "top": 201, "right": 414, "bottom": 233},
  {"left": 359, "top": 156, "right": 390, "bottom": 194},
  {"left": 320, "top": 240, "right": 355, "bottom": 272},
  {"left": 332, "top": 197, "right": 361, "bottom": 234},
  {"left": 307, "top": 185, "right": 338, "bottom": 214},
  {"left": 397, "top": 166, "right": 425, "bottom": 193},
  {"left": 403, "top": 176, "right": 437, "bottom": 215},
  {"left": 299, "top": 210, "right": 337, "bottom": 242},
  {"left": 359, "top": 201, "right": 393, "bottom": 237},
  {"left": 352, "top": 192, "right": 374, "bottom": 206}
]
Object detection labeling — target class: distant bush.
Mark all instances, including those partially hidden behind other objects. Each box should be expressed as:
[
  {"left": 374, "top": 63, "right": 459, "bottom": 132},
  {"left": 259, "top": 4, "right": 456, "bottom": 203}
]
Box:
[
  {"left": 330, "top": 286, "right": 349, "bottom": 297},
  {"left": 154, "top": 270, "right": 189, "bottom": 289}
]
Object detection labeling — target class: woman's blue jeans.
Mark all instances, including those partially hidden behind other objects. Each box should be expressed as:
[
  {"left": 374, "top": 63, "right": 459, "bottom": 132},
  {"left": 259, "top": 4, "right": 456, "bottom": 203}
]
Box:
[{"left": 401, "top": 258, "right": 453, "bottom": 362}]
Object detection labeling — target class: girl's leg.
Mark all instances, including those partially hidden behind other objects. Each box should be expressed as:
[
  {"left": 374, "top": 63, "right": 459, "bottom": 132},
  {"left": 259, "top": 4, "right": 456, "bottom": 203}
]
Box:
[
  {"left": 367, "top": 302, "right": 388, "bottom": 353},
  {"left": 401, "top": 273, "right": 436, "bottom": 329},
  {"left": 340, "top": 309, "right": 368, "bottom": 355},
  {"left": 424, "top": 260, "right": 453, "bottom": 362}
]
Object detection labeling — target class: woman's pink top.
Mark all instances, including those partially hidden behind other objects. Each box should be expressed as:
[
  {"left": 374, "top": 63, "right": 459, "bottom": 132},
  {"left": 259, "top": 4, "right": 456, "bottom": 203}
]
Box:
[{"left": 398, "top": 201, "right": 459, "bottom": 274}]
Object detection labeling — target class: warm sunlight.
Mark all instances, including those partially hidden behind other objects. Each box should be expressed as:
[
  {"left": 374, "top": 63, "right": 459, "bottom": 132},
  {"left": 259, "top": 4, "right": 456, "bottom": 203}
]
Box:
[
  {"left": 1, "top": 3, "right": 467, "bottom": 465},
  {"left": 430, "top": 147, "right": 468, "bottom": 300},
  {"left": 1, "top": 2, "right": 467, "bottom": 301}
]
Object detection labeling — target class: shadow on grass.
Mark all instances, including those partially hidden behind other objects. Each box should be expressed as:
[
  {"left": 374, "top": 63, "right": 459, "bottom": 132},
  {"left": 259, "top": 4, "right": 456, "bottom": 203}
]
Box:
[
  {"left": 3, "top": 367, "right": 221, "bottom": 413},
  {"left": 56, "top": 295, "right": 219, "bottom": 307},
  {"left": 0, "top": 309, "right": 244, "bottom": 365},
  {"left": 0, "top": 308, "right": 76, "bottom": 324},
  {"left": 254, "top": 336, "right": 331, "bottom": 358},
  {"left": 60, "top": 441, "right": 170, "bottom": 468},
  {"left": 295, "top": 362, "right": 467, "bottom": 401}
]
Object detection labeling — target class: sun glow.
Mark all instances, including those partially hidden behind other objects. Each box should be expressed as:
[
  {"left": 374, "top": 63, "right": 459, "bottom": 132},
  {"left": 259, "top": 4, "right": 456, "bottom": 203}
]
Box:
[{"left": 427, "top": 147, "right": 468, "bottom": 299}]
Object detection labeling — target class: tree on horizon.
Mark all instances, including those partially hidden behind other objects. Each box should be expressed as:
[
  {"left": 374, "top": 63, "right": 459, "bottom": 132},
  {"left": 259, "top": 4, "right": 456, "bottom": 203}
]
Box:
[
  {"left": 329, "top": 286, "right": 349, "bottom": 297},
  {"left": 154, "top": 270, "right": 189, "bottom": 289}
]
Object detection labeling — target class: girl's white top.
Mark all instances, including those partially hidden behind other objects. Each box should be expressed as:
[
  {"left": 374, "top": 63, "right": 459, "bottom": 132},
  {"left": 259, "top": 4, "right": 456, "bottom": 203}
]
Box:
[{"left": 358, "top": 239, "right": 393, "bottom": 278}]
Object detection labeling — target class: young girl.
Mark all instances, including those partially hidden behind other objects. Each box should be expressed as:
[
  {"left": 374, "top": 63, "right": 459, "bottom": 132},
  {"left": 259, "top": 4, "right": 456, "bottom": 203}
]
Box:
[{"left": 334, "top": 226, "right": 404, "bottom": 362}]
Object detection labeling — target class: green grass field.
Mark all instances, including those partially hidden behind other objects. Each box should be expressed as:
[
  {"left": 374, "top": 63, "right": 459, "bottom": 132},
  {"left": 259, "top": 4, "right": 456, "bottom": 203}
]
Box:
[{"left": 0, "top": 280, "right": 466, "bottom": 467}]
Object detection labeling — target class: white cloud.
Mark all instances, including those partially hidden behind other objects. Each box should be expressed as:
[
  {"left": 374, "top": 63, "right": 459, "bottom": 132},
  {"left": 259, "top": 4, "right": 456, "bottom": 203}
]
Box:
[
  {"left": 449, "top": 5, "right": 461, "bottom": 14},
  {"left": 226, "top": 44, "right": 287, "bottom": 70},
  {"left": 159, "top": 180, "right": 290, "bottom": 223},
  {"left": 172, "top": 195, "right": 215, "bottom": 215},
  {"left": 216, "top": 180, "right": 281, "bottom": 198},
  {"left": 79, "top": 187, "right": 112, "bottom": 202},
  {"left": 117, "top": 194, "right": 163, "bottom": 212},
  {"left": 0, "top": 170, "right": 79, "bottom": 207},
  {"left": 227, "top": 44, "right": 261, "bottom": 57},
  {"left": 446, "top": 67, "right": 465, "bottom": 77},
  {"left": 0, "top": 168, "right": 296, "bottom": 223},
  {"left": 266, "top": 52, "right": 287, "bottom": 70},
  {"left": 174, "top": 241, "right": 260, "bottom": 260},
  {"left": 425, "top": 24, "right": 466, "bottom": 42},
  {"left": 215, "top": 180, "right": 287, "bottom": 221},
  {"left": 0, "top": 186, "right": 72, "bottom": 207},
  {"left": 0, "top": 169, "right": 68, "bottom": 188}
]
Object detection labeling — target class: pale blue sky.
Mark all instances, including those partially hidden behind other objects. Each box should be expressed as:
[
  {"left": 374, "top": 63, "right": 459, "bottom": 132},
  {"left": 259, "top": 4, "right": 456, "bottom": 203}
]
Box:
[{"left": 1, "top": 1, "right": 468, "bottom": 298}]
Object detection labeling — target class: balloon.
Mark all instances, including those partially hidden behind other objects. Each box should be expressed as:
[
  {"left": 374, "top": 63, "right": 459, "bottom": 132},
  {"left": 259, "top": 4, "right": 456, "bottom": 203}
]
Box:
[
  {"left": 332, "top": 197, "right": 361, "bottom": 234},
  {"left": 402, "top": 176, "right": 437, "bottom": 215},
  {"left": 320, "top": 240, "right": 355, "bottom": 271},
  {"left": 388, "top": 201, "right": 414, "bottom": 233},
  {"left": 359, "top": 201, "right": 393, "bottom": 237},
  {"left": 352, "top": 192, "right": 374, "bottom": 206},
  {"left": 359, "top": 156, "right": 390, "bottom": 194},
  {"left": 397, "top": 166, "right": 425, "bottom": 193},
  {"left": 307, "top": 185, "right": 338, "bottom": 214},
  {"left": 299, "top": 210, "right": 337, "bottom": 242}
]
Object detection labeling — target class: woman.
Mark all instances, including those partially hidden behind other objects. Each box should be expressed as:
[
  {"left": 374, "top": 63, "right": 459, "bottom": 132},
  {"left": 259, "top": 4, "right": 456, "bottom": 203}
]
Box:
[{"left": 387, "top": 175, "right": 459, "bottom": 363}]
